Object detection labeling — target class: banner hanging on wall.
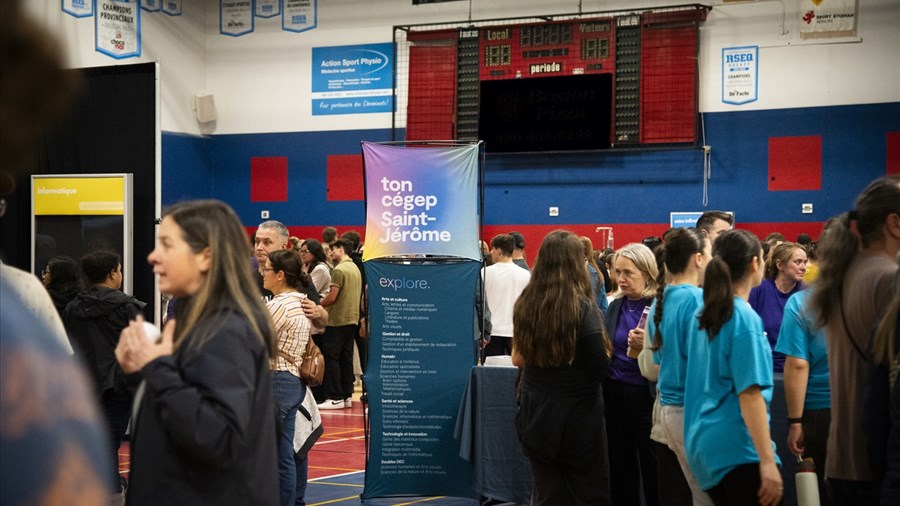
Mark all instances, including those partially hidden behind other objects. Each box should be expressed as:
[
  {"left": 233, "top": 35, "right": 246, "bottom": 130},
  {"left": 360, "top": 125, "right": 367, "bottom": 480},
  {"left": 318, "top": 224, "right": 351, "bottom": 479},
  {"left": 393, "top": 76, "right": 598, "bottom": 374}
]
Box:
[
  {"left": 800, "top": 0, "right": 857, "bottom": 39},
  {"left": 721, "top": 45, "right": 758, "bottom": 105},
  {"left": 283, "top": 0, "right": 316, "bottom": 32},
  {"left": 311, "top": 42, "right": 393, "bottom": 115},
  {"left": 220, "top": 0, "right": 254, "bottom": 37},
  {"left": 362, "top": 260, "right": 479, "bottom": 500},
  {"left": 141, "top": 0, "right": 161, "bottom": 12},
  {"left": 162, "top": 0, "right": 182, "bottom": 16},
  {"left": 361, "top": 142, "right": 481, "bottom": 261},
  {"left": 63, "top": 0, "right": 93, "bottom": 17},
  {"left": 256, "top": 0, "right": 280, "bottom": 18},
  {"left": 95, "top": 0, "right": 141, "bottom": 59}
]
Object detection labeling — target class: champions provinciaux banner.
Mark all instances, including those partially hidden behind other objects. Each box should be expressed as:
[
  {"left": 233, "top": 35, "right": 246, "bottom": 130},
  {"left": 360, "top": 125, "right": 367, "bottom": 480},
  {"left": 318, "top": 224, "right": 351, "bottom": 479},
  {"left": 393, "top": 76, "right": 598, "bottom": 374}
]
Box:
[
  {"left": 362, "top": 260, "right": 479, "bottom": 500},
  {"left": 361, "top": 142, "right": 481, "bottom": 261}
]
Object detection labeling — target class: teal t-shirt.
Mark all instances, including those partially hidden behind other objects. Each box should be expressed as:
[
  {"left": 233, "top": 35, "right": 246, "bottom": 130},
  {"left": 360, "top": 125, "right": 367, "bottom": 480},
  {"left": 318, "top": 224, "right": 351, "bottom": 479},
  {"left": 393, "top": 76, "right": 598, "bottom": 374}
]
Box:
[
  {"left": 685, "top": 297, "right": 780, "bottom": 490},
  {"left": 774, "top": 290, "right": 830, "bottom": 410},
  {"left": 647, "top": 284, "right": 703, "bottom": 407}
]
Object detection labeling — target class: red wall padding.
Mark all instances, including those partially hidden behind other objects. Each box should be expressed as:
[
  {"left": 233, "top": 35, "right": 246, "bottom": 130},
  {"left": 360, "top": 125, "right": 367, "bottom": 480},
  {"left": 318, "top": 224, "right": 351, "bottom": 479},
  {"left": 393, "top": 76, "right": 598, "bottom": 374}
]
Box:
[
  {"left": 326, "top": 154, "right": 364, "bottom": 201},
  {"left": 887, "top": 132, "right": 900, "bottom": 175},
  {"left": 250, "top": 156, "right": 288, "bottom": 202},
  {"left": 406, "top": 31, "right": 458, "bottom": 141},
  {"left": 768, "top": 136, "right": 822, "bottom": 191},
  {"left": 640, "top": 25, "right": 697, "bottom": 144}
]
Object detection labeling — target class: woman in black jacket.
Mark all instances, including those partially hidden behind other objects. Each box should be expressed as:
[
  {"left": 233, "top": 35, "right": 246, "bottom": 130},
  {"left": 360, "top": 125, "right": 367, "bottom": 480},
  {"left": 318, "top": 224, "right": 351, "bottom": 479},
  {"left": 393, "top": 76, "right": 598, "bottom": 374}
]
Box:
[
  {"left": 512, "top": 230, "right": 612, "bottom": 505},
  {"left": 116, "top": 200, "right": 279, "bottom": 505}
]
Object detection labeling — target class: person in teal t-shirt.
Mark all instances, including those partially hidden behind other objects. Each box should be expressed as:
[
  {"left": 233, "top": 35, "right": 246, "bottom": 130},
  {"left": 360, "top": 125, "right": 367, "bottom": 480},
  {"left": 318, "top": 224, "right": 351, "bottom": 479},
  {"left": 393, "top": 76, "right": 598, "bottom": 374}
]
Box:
[
  {"left": 646, "top": 227, "right": 713, "bottom": 505},
  {"left": 686, "top": 229, "right": 783, "bottom": 506},
  {"left": 776, "top": 289, "right": 830, "bottom": 504}
]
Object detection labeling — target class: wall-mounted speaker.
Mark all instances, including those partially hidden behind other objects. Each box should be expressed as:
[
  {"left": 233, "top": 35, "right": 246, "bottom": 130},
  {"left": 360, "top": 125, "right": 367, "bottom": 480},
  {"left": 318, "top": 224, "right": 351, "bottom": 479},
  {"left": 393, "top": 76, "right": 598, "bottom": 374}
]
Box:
[{"left": 193, "top": 91, "right": 216, "bottom": 123}]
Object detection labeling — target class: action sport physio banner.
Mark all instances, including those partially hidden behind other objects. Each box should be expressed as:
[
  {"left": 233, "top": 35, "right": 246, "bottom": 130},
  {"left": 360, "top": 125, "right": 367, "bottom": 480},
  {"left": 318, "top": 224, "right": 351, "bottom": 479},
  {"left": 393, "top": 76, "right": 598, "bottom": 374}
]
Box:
[
  {"left": 362, "top": 260, "right": 479, "bottom": 500},
  {"left": 361, "top": 142, "right": 481, "bottom": 261},
  {"left": 312, "top": 43, "right": 393, "bottom": 115}
]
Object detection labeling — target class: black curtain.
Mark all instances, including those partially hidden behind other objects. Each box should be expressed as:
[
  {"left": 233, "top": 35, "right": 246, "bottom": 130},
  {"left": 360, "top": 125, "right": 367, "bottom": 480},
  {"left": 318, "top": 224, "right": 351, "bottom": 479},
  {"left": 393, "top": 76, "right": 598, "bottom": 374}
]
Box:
[{"left": 0, "top": 62, "right": 157, "bottom": 318}]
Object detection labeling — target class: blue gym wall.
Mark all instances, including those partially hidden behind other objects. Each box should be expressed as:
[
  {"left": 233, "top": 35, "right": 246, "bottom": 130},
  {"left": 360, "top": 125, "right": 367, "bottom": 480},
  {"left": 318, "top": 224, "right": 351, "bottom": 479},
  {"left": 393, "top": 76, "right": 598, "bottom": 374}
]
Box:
[{"left": 161, "top": 101, "right": 900, "bottom": 254}]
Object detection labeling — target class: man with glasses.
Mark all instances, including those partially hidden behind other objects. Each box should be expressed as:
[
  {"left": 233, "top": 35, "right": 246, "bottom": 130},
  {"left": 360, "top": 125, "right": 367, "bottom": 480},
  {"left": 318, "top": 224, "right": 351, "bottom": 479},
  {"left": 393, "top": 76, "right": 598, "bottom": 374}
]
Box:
[{"left": 254, "top": 220, "right": 328, "bottom": 328}]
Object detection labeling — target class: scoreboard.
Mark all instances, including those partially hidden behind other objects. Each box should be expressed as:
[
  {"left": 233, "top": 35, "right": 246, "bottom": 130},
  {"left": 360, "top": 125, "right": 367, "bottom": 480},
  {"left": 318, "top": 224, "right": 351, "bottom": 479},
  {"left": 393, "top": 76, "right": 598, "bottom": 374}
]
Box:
[{"left": 402, "top": 7, "right": 707, "bottom": 150}]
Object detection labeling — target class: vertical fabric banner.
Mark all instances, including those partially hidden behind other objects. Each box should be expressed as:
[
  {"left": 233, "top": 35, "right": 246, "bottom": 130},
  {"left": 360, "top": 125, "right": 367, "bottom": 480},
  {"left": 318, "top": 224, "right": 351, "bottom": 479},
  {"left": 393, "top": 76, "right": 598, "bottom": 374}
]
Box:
[
  {"left": 256, "top": 0, "right": 279, "bottom": 18},
  {"left": 362, "top": 142, "right": 481, "bottom": 261},
  {"left": 363, "top": 260, "right": 479, "bottom": 500},
  {"left": 63, "top": 0, "right": 93, "bottom": 17},
  {"left": 220, "top": 0, "right": 254, "bottom": 37},
  {"left": 800, "top": 0, "right": 857, "bottom": 39},
  {"left": 722, "top": 46, "right": 758, "bottom": 105},
  {"left": 162, "top": 0, "right": 182, "bottom": 16},
  {"left": 283, "top": 0, "right": 316, "bottom": 32},
  {"left": 95, "top": 0, "right": 141, "bottom": 59},
  {"left": 140, "top": 0, "right": 161, "bottom": 12}
]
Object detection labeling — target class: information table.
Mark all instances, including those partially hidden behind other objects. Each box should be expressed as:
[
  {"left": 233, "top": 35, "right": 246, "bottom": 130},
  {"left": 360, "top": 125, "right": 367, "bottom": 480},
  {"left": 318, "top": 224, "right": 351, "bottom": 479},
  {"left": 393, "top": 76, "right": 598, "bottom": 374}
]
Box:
[{"left": 455, "top": 365, "right": 531, "bottom": 505}]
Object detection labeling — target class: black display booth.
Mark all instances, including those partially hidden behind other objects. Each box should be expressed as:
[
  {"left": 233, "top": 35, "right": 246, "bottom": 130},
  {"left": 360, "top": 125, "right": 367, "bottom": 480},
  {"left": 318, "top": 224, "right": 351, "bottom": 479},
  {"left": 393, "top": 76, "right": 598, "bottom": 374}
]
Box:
[{"left": 1, "top": 62, "right": 158, "bottom": 318}]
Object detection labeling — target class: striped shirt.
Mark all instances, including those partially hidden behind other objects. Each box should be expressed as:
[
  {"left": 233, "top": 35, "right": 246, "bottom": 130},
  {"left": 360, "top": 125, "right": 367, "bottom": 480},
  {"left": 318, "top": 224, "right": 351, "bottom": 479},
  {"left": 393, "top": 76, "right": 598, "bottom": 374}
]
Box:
[{"left": 266, "top": 291, "right": 311, "bottom": 376}]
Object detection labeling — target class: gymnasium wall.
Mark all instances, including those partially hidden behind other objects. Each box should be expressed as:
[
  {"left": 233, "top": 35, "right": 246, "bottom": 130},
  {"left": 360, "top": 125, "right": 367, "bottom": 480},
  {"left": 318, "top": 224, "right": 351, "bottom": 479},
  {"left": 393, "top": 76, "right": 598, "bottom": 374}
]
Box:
[
  {"left": 27, "top": 0, "right": 900, "bottom": 262},
  {"left": 164, "top": 102, "right": 898, "bottom": 262}
]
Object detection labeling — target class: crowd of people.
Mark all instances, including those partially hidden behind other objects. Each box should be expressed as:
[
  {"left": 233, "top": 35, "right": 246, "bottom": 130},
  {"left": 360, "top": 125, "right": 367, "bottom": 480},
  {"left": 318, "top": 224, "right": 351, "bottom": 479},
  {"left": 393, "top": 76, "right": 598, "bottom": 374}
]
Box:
[
  {"left": 511, "top": 178, "right": 900, "bottom": 506},
  {"left": 2, "top": 1, "right": 897, "bottom": 505}
]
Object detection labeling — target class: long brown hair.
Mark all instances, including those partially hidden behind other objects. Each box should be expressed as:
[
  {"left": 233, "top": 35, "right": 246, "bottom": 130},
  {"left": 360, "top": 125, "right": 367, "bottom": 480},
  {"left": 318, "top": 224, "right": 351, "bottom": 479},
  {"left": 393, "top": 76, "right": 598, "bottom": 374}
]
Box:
[
  {"left": 166, "top": 200, "right": 276, "bottom": 357},
  {"left": 513, "top": 230, "right": 609, "bottom": 367},
  {"left": 810, "top": 176, "right": 900, "bottom": 328}
]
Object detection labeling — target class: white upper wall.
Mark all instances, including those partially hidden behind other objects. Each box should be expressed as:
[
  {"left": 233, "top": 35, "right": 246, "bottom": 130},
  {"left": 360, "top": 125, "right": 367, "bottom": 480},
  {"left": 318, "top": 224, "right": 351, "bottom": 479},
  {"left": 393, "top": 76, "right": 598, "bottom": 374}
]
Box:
[{"left": 28, "top": 0, "right": 900, "bottom": 135}]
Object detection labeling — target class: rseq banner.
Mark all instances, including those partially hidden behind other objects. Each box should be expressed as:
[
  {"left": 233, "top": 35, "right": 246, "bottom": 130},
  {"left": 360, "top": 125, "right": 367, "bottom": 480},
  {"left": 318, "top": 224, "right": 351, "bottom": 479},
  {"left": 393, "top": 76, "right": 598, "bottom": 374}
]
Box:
[
  {"left": 363, "top": 260, "right": 479, "bottom": 499},
  {"left": 362, "top": 142, "right": 480, "bottom": 261}
]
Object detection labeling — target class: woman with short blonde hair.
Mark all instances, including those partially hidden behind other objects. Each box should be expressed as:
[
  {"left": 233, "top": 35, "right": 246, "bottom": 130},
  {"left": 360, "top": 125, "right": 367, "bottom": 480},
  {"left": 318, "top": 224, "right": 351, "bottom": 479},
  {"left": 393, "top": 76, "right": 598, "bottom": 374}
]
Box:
[{"left": 605, "top": 242, "right": 660, "bottom": 505}]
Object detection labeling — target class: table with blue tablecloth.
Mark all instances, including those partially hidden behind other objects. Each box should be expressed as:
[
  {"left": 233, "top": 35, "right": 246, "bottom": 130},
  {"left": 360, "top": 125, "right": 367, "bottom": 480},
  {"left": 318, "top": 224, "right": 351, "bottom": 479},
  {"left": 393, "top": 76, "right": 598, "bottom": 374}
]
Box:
[{"left": 455, "top": 365, "right": 531, "bottom": 505}]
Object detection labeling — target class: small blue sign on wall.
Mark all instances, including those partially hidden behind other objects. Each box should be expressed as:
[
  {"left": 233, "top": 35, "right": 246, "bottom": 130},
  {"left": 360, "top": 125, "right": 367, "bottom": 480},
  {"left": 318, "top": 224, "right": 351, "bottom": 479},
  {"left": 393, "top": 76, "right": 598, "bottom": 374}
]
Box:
[{"left": 312, "top": 42, "right": 394, "bottom": 115}]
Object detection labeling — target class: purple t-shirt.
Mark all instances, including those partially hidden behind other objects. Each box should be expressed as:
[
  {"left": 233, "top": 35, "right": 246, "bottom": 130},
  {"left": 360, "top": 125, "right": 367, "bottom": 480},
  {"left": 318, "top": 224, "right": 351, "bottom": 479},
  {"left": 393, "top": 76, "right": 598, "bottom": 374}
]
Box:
[
  {"left": 748, "top": 277, "right": 803, "bottom": 373},
  {"left": 609, "top": 297, "right": 650, "bottom": 385}
]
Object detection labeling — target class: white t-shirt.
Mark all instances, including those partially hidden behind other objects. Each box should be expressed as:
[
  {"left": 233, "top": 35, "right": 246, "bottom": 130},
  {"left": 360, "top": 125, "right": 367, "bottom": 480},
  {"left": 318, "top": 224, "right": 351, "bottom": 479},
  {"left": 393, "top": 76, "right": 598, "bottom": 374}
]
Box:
[
  {"left": 482, "top": 261, "right": 531, "bottom": 337},
  {"left": 0, "top": 263, "right": 72, "bottom": 353}
]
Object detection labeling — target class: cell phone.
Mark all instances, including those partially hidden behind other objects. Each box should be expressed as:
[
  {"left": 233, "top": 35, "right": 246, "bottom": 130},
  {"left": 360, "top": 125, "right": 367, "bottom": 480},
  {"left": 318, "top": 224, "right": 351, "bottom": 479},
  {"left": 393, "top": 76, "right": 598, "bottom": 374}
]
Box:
[{"left": 636, "top": 306, "right": 651, "bottom": 330}]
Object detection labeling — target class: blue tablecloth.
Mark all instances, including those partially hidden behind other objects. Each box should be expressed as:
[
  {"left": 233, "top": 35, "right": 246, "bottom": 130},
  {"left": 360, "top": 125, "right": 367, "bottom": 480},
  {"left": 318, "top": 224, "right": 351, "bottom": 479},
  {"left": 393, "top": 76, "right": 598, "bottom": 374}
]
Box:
[{"left": 454, "top": 365, "right": 531, "bottom": 505}]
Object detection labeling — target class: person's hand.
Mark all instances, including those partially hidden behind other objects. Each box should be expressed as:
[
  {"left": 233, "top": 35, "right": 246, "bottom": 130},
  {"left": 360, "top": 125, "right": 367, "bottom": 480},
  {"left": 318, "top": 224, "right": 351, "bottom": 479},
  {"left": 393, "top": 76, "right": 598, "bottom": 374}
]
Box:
[
  {"left": 300, "top": 298, "right": 321, "bottom": 320},
  {"left": 627, "top": 327, "right": 645, "bottom": 351},
  {"left": 116, "top": 315, "right": 175, "bottom": 374},
  {"left": 757, "top": 460, "right": 783, "bottom": 506},
  {"left": 787, "top": 422, "right": 805, "bottom": 457}
]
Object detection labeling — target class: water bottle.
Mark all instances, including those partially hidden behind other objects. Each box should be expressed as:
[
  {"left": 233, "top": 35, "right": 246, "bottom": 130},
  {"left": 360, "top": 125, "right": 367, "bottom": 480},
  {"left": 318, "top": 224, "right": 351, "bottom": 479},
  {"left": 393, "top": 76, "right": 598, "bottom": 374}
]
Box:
[{"left": 796, "top": 457, "right": 820, "bottom": 506}]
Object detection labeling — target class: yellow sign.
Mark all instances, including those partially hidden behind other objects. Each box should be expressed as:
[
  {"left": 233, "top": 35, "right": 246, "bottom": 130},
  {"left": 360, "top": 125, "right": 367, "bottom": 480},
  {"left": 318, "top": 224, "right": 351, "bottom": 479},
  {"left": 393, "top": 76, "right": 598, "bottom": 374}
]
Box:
[{"left": 33, "top": 177, "right": 126, "bottom": 215}]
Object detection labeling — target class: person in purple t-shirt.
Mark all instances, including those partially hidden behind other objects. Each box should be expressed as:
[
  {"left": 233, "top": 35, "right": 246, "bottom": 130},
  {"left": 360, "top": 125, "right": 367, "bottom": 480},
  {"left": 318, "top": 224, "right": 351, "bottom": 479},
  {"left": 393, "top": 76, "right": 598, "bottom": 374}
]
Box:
[
  {"left": 749, "top": 241, "right": 808, "bottom": 372},
  {"left": 604, "top": 243, "right": 660, "bottom": 506}
]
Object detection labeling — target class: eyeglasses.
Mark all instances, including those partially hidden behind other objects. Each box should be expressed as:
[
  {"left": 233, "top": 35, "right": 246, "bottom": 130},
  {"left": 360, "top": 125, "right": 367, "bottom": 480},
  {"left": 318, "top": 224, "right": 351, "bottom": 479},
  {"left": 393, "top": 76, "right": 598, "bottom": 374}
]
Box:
[
  {"left": 299, "top": 249, "right": 309, "bottom": 254},
  {"left": 260, "top": 268, "right": 276, "bottom": 273},
  {"left": 41, "top": 268, "right": 49, "bottom": 276}
]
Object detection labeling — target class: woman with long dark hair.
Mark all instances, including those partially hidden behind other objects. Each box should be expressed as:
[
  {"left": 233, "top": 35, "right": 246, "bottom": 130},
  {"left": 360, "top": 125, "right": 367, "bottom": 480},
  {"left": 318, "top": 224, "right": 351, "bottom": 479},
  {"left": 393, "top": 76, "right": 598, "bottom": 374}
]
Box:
[
  {"left": 41, "top": 255, "right": 83, "bottom": 316},
  {"left": 808, "top": 175, "right": 900, "bottom": 503},
  {"left": 115, "top": 200, "right": 279, "bottom": 505},
  {"left": 300, "top": 238, "right": 332, "bottom": 298},
  {"left": 512, "top": 230, "right": 611, "bottom": 505},
  {"left": 646, "top": 227, "right": 712, "bottom": 504},
  {"left": 686, "top": 229, "right": 782, "bottom": 506},
  {"left": 262, "top": 249, "right": 312, "bottom": 506}
]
